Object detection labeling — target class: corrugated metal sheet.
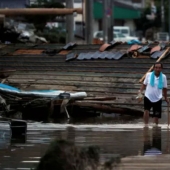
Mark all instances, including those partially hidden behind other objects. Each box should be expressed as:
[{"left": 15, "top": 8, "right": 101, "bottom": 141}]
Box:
[
  {"left": 150, "top": 50, "right": 166, "bottom": 59},
  {"left": 76, "top": 51, "right": 126, "bottom": 60}
]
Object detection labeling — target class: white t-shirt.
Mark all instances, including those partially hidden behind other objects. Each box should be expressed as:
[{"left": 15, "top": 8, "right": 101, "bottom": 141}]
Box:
[{"left": 144, "top": 72, "right": 167, "bottom": 102}]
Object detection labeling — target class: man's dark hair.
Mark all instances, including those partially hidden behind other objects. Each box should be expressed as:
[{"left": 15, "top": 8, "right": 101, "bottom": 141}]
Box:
[{"left": 153, "top": 62, "right": 163, "bottom": 69}]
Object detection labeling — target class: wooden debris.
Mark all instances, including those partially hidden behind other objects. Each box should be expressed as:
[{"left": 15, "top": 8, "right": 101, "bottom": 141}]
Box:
[
  {"left": 0, "top": 69, "right": 16, "bottom": 79},
  {"left": 84, "top": 96, "right": 116, "bottom": 101},
  {"left": 73, "top": 100, "right": 143, "bottom": 116},
  {"left": 12, "top": 49, "right": 44, "bottom": 55},
  {"left": 1, "top": 79, "right": 6, "bottom": 84},
  {"left": 1, "top": 43, "right": 170, "bottom": 121}
]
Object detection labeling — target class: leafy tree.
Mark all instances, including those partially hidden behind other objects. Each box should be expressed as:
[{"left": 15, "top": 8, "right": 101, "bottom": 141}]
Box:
[
  {"left": 152, "top": 0, "right": 169, "bottom": 31},
  {"left": 135, "top": 0, "right": 170, "bottom": 37},
  {"left": 135, "top": 2, "right": 161, "bottom": 35},
  {"left": 25, "top": 0, "right": 65, "bottom": 32}
]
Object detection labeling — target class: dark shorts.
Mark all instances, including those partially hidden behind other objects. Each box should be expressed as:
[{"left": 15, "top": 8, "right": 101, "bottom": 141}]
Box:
[{"left": 144, "top": 96, "right": 162, "bottom": 118}]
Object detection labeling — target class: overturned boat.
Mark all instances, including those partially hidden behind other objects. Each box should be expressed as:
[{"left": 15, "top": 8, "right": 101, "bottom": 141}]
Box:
[{"left": 0, "top": 83, "right": 87, "bottom": 121}]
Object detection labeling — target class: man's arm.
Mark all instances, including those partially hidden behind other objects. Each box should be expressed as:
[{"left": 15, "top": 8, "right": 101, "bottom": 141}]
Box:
[
  {"left": 139, "top": 73, "right": 148, "bottom": 93},
  {"left": 137, "top": 84, "right": 146, "bottom": 102},
  {"left": 139, "top": 84, "right": 146, "bottom": 93}
]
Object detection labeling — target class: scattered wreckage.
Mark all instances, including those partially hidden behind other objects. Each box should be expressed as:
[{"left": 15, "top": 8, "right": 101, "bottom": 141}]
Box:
[
  {"left": 0, "top": 19, "right": 47, "bottom": 44},
  {"left": 0, "top": 82, "right": 87, "bottom": 121},
  {"left": 1, "top": 40, "right": 170, "bottom": 122}
]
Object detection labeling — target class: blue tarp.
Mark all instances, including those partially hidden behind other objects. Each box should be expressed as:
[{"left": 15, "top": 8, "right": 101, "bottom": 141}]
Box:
[
  {"left": 127, "top": 39, "right": 141, "bottom": 45},
  {"left": 0, "top": 83, "right": 63, "bottom": 97},
  {"left": 0, "top": 83, "right": 87, "bottom": 99},
  {"left": 0, "top": 83, "right": 20, "bottom": 92}
]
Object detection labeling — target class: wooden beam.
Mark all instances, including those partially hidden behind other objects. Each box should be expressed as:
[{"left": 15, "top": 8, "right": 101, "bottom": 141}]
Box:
[
  {"left": 0, "top": 8, "right": 83, "bottom": 16},
  {"left": 84, "top": 96, "right": 116, "bottom": 101},
  {"left": 72, "top": 102, "right": 143, "bottom": 116},
  {"left": 1, "top": 79, "right": 6, "bottom": 84},
  {"left": 168, "top": 101, "right": 170, "bottom": 126},
  {"left": 139, "top": 47, "right": 170, "bottom": 83}
]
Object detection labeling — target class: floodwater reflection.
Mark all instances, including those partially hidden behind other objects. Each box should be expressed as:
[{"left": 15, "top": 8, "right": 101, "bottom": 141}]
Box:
[
  {"left": 0, "top": 118, "right": 170, "bottom": 169},
  {"left": 143, "top": 126, "right": 162, "bottom": 156}
]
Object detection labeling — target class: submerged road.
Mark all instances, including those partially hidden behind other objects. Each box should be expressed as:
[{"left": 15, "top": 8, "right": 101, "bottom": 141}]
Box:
[{"left": 0, "top": 115, "right": 170, "bottom": 170}]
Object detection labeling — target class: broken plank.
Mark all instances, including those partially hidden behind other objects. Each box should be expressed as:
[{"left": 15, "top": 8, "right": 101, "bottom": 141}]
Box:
[
  {"left": 8, "top": 79, "right": 140, "bottom": 88},
  {"left": 9, "top": 71, "right": 144, "bottom": 78},
  {"left": 9, "top": 74, "right": 139, "bottom": 83},
  {"left": 84, "top": 96, "right": 116, "bottom": 100},
  {"left": 72, "top": 102, "right": 143, "bottom": 116}
]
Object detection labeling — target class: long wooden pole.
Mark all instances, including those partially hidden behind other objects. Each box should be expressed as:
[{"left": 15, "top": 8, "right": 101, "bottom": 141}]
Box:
[
  {"left": 167, "top": 127, "right": 170, "bottom": 153},
  {"left": 0, "top": 8, "right": 83, "bottom": 16},
  {"left": 168, "top": 102, "right": 170, "bottom": 126},
  {"left": 139, "top": 47, "right": 170, "bottom": 83}
]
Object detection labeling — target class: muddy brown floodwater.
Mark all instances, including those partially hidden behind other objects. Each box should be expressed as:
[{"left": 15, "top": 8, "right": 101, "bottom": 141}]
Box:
[{"left": 0, "top": 114, "right": 170, "bottom": 170}]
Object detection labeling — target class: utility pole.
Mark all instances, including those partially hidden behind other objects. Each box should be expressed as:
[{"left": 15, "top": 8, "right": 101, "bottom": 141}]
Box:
[
  {"left": 103, "top": 0, "right": 108, "bottom": 43},
  {"left": 112, "top": 0, "right": 114, "bottom": 41},
  {"left": 103, "top": 0, "right": 114, "bottom": 43},
  {"left": 85, "top": 0, "right": 93, "bottom": 44},
  {"left": 169, "top": 0, "right": 170, "bottom": 39},
  {"left": 107, "top": 0, "right": 114, "bottom": 42},
  {"left": 142, "top": 0, "right": 145, "bottom": 8},
  {"left": 66, "top": 0, "right": 74, "bottom": 43},
  {"left": 161, "top": 0, "right": 165, "bottom": 32}
]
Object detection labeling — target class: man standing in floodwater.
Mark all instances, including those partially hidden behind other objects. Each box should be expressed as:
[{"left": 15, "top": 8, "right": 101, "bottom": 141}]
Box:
[{"left": 138, "top": 62, "right": 169, "bottom": 125}]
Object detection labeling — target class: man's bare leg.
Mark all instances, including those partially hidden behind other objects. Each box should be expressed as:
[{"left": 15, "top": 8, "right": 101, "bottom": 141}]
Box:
[
  {"left": 154, "top": 117, "right": 159, "bottom": 125},
  {"left": 143, "top": 110, "right": 149, "bottom": 125}
]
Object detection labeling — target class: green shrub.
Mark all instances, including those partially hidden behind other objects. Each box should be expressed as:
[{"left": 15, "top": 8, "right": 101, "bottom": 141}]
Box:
[{"left": 37, "top": 29, "right": 66, "bottom": 43}]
